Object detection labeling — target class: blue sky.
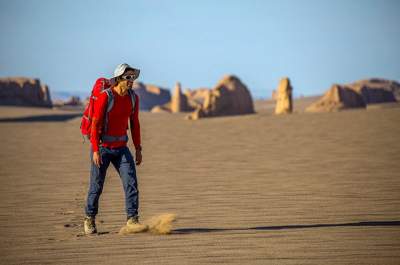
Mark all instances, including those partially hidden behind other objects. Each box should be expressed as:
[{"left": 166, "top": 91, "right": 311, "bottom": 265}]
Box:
[{"left": 0, "top": 0, "right": 399, "bottom": 99}]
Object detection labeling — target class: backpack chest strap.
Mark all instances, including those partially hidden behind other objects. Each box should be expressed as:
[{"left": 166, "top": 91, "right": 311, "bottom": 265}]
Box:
[{"left": 101, "top": 135, "right": 128, "bottom": 142}]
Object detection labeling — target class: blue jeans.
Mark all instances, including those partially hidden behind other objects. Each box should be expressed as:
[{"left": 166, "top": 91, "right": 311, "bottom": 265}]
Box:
[{"left": 85, "top": 146, "right": 139, "bottom": 219}]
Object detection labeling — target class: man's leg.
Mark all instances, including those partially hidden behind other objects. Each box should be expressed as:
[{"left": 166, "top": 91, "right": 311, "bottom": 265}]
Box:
[
  {"left": 85, "top": 147, "right": 111, "bottom": 217},
  {"left": 112, "top": 146, "right": 139, "bottom": 219}
]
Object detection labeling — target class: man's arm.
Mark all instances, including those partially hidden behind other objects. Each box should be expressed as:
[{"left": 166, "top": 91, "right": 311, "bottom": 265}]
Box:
[
  {"left": 130, "top": 94, "right": 142, "bottom": 165},
  {"left": 91, "top": 92, "right": 107, "bottom": 153}
]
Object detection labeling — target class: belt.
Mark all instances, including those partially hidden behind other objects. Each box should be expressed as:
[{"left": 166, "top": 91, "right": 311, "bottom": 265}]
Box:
[{"left": 101, "top": 135, "right": 128, "bottom": 142}]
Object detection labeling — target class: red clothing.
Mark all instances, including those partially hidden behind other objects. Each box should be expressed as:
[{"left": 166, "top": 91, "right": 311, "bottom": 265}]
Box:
[{"left": 91, "top": 88, "right": 141, "bottom": 152}]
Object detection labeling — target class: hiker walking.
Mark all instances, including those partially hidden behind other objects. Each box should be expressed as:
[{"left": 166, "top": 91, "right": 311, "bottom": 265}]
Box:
[{"left": 82, "top": 63, "right": 144, "bottom": 234}]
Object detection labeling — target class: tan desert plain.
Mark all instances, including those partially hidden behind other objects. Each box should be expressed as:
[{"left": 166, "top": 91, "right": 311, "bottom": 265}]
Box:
[{"left": 0, "top": 98, "right": 399, "bottom": 264}]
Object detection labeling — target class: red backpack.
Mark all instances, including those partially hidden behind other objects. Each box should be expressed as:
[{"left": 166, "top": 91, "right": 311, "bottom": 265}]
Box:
[{"left": 80, "top": 77, "right": 136, "bottom": 141}]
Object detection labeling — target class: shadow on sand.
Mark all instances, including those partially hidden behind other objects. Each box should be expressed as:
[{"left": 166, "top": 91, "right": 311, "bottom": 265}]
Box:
[
  {"left": 0, "top": 113, "right": 81, "bottom": 123},
  {"left": 172, "top": 220, "right": 400, "bottom": 235}
]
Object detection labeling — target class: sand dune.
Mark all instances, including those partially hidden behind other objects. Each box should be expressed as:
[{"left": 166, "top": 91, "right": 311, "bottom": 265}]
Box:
[{"left": 0, "top": 103, "right": 399, "bottom": 264}]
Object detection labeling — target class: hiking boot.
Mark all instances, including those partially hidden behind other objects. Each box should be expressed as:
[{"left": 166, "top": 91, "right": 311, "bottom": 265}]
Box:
[
  {"left": 84, "top": 216, "right": 97, "bottom": 235},
  {"left": 127, "top": 216, "right": 140, "bottom": 225},
  {"left": 122, "top": 216, "right": 148, "bottom": 234}
]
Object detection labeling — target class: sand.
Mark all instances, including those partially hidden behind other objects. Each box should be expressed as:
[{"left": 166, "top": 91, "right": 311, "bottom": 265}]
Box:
[
  {"left": 119, "top": 213, "right": 177, "bottom": 235},
  {"left": 0, "top": 101, "right": 399, "bottom": 264}
]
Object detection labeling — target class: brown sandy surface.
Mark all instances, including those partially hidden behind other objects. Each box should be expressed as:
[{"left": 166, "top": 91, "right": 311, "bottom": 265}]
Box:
[{"left": 0, "top": 102, "right": 400, "bottom": 264}]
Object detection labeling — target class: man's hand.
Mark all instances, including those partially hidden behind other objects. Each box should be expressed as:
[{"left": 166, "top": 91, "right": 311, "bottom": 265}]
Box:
[
  {"left": 135, "top": 149, "right": 142, "bottom": 166},
  {"left": 93, "top": 151, "right": 102, "bottom": 168}
]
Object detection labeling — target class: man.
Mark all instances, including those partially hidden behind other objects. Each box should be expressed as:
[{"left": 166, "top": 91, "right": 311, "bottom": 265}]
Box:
[{"left": 84, "top": 63, "right": 144, "bottom": 235}]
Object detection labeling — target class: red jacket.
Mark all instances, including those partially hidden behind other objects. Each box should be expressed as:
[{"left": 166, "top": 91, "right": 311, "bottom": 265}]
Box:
[{"left": 90, "top": 87, "right": 141, "bottom": 152}]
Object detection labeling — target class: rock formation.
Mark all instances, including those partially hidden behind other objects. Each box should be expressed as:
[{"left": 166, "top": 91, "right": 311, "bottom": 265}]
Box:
[
  {"left": 347, "top": 79, "right": 399, "bottom": 103},
  {"left": 132, "top": 82, "right": 171, "bottom": 111},
  {"left": 53, "top": 96, "right": 82, "bottom": 107},
  {"left": 184, "top": 88, "right": 210, "bottom": 109},
  {"left": 64, "top": 96, "right": 82, "bottom": 106},
  {"left": 186, "top": 108, "right": 205, "bottom": 120},
  {"left": 306, "top": 79, "right": 398, "bottom": 113},
  {"left": 306, "top": 85, "right": 366, "bottom": 112},
  {"left": 187, "top": 75, "right": 254, "bottom": 120},
  {"left": 0, "top": 77, "right": 52, "bottom": 108},
  {"left": 150, "top": 103, "right": 171, "bottom": 113},
  {"left": 171, "top": 82, "right": 190, "bottom": 113},
  {"left": 149, "top": 82, "right": 195, "bottom": 113},
  {"left": 274, "top": 77, "right": 293, "bottom": 114}
]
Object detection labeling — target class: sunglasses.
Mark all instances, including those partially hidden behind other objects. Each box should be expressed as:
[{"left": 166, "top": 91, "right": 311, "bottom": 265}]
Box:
[
  {"left": 120, "top": 68, "right": 140, "bottom": 81},
  {"left": 121, "top": 74, "right": 137, "bottom": 81}
]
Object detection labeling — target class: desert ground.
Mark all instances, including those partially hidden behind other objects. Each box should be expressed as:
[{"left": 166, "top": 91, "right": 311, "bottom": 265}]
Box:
[{"left": 0, "top": 99, "right": 399, "bottom": 264}]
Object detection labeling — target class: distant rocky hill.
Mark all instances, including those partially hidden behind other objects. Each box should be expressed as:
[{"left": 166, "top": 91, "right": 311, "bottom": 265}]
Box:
[
  {"left": 350, "top": 78, "right": 400, "bottom": 102},
  {"left": 132, "top": 82, "right": 171, "bottom": 111},
  {"left": 0, "top": 77, "right": 52, "bottom": 108},
  {"left": 150, "top": 75, "right": 255, "bottom": 119},
  {"left": 52, "top": 82, "right": 171, "bottom": 111},
  {"left": 187, "top": 75, "right": 255, "bottom": 120},
  {"left": 51, "top": 90, "right": 89, "bottom": 101},
  {"left": 306, "top": 79, "right": 399, "bottom": 112}
]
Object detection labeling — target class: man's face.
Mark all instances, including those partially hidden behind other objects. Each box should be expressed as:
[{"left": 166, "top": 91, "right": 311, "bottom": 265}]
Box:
[
  {"left": 115, "top": 70, "right": 137, "bottom": 94},
  {"left": 122, "top": 70, "right": 137, "bottom": 88}
]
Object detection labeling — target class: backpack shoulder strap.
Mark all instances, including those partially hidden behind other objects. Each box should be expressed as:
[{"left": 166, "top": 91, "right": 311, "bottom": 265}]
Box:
[
  {"left": 102, "top": 88, "right": 114, "bottom": 113},
  {"left": 128, "top": 89, "right": 136, "bottom": 113},
  {"left": 101, "top": 88, "right": 114, "bottom": 134}
]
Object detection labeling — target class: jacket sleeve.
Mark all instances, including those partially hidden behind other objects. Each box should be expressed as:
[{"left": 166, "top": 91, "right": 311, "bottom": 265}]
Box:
[
  {"left": 91, "top": 92, "right": 107, "bottom": 152},
  {"left": 130, "top": 94, "right": 141, "bottom": 150}
]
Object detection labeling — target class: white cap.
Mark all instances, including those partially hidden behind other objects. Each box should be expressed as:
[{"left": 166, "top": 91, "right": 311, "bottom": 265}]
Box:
[
  {"left": 112, "top": 63, "right": 140, "bottom": 79},
  {"left": 113, "top": 63, "right": 131, "bottom": 78}
]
